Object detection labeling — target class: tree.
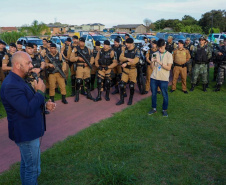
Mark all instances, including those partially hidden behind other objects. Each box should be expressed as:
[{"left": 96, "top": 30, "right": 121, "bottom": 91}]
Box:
[
  {"left": 143, "top": 18, "right": 152, "bottom": 32},
  {"left": 199, "top": 9, "right": 226, "bottom": 34},
  {"left": 182, "top": 15, "right": 198, "bottom": 26},
  {"left": 21, "top": 20, "right": 50, "bottom": 36},
  {"left": 0, "top": 31, "right": 27, "bottom": 44},
  {"left": 154, "top": 19, "right": 166, "bottom": 31}
]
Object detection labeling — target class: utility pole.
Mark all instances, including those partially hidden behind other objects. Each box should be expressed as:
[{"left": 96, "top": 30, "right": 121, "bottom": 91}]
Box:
[{"left": 211, "top": 14, "right": 213, "bottom": 42}]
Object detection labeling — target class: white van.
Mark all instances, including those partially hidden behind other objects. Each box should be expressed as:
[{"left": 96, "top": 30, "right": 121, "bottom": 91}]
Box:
[{"left": 208, "top": 33, "right": 226, "bottom": 44}]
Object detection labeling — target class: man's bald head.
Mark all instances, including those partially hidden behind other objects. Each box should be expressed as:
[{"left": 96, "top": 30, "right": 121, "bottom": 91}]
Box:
[
  {"left": 12, "top": 51, "right": 31, "bottom": 67},
  {"left": 11, "top": 51, "right": 33, "bottom": 78}
]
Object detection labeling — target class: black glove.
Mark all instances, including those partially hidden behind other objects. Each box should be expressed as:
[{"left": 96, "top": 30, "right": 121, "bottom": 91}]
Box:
[
  {"left": 104, "top": 66, "right": 108, "bottom": 70},
  {"left": 99, "top": 66, "right": 103, "bottom": 70}
]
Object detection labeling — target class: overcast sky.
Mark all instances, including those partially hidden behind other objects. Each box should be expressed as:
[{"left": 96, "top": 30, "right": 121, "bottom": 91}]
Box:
[{"left": 0, "top": 0, "right": 224, "bottom": 28}]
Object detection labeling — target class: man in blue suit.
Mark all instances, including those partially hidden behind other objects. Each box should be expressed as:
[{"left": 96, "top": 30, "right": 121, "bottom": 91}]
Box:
[{"left": 1, "top": 51, "right": 56, "bottom": 185}]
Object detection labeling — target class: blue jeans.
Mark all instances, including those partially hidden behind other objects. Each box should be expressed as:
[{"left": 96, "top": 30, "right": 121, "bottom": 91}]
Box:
[
  {"left": 16, "top": 138, "right": 41, "bottom": 185},
  {"left": 150, "top": 78, "right": 169, "bottom": 110}
]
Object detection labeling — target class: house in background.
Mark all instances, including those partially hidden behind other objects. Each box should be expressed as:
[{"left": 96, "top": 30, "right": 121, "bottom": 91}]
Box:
[
  {"left": 114, "top": 24, "right": 146, "bottom": 33},
  {"left": 0, "top": 27, "right": 17, "bottom": 33}
]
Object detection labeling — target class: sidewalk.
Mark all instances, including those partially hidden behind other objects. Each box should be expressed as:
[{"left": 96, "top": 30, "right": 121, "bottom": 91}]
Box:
[{"left": 0, "top": 87, "right": 151, "bottom": 174}]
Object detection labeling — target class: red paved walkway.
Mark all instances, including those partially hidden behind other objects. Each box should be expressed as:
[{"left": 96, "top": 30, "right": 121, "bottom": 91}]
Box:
[{"left": 0, "top": 87, "right": 151, "bottom": 174}]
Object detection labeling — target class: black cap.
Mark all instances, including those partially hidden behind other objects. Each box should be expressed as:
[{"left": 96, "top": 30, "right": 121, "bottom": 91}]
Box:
[
  {"left": 152, "top": 40, "right": 157, "bottom": 45},
  {"left": 48, "top": 40, "right": 52, "bottom": 44},
  {"left": 95, "top": 41, "right": 101, "bottom": 46},
  {"left": 43, "top": 38, "right": 47, "bottom": 41},
  {"left": 66, "top": 38, "right": 72, "bottom": 42},
  {"left": 9, "top": 43, "right": 17, "bottom": 48},
  {"left": 0, "top": 40, "right": 6, "bottom": 45},
  {"left": 50, "top": 43, "right": 57, "bottom": 48},
  {"left": 125, "top": 33, "right": 130, "bottom": 37},
  {"left": 17, "top": 41, "right": 22, "bottom": 45},
  {"left": 79, "top": 37, "right": 85, "bottom": 42},
  {"left": 104, "top": 40, "right": 110, "bottom": 45},
  {"left": 114, "top": 38, "right": 120, "bottom": 43},
  {"left": 125, "top": 38, "right": 134, "bottom": 44},
  {"left": 72, "top": 35, "right": 78, "bottom": 39},
  {"left": 199, "top": 36, "right": 206, "bottom": 41},
  {"left": 178, "top": 40, "right": 184, "bottom": 44},
  {"left": 143, "top": 37, "right": 147, "bottom": 40},
  {"left": 26, "top": 43, "right": 34, "bottom": 48}
]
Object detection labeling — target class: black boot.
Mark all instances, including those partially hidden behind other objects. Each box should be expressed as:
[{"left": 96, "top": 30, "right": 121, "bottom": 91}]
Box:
[
  {"left": 127, "top": 87, "right": 134, "bottom": 105},
  {"left": 214, "top": 84, "right": 221, "bottom": 92},
  {"left": 62, "top": 95, "right": 68, "bottom": 104},
  {"left": 112, "top": 85, "right": 119, "bottom": 95},
  {"left": 105, "top": 89, "right": 110, "bottom": 101},
  {"left": 95, "top": 90, "right": 102, "bottom": 102},
  {"left": 203, "top": 84, "right": 207, "bottom": 92},
  {"left": 46, "top": 88, "right": 49, "bottom": 94},
  {"left": 86, "top": 89, "right": 94, "bottom": 100},
  {"left": 90, "top": 74, "right": 95, "bottom": 91},
  {"left": 80, "top": 86, "right": 87, "bottom": 96},
  {"left": 116, "top": 90, "right": 124, "bottom": 105},
  {"left": 206, "top": 83, "right": 209, "bottom": 88},
  {"left": 74, "top": 90, "right": 79, "bottom": 102},
  {"left": 190, "top": 84, "right": 195, "bottom": 91},
  {"left": 50, "top": 96, "right": 54, "bottom": 102},
  {"left": 71, "top": 87, "right": 75, "bottom": 97}
]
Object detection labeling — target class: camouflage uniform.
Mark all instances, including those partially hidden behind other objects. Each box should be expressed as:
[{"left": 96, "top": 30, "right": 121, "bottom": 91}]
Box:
[{"left": 190, "top": 43, "right": 212, "bottom": 91}]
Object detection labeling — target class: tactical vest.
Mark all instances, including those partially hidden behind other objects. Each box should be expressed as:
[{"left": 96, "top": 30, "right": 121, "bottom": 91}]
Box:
[
  {"left": 219, "top": 45, "right": 226, "bottom": 62},
  {"left": 63, "top": 44, "right": 69, "bottom": 57},
  {"left": 47, "top": 52, "right": 62, "bottom": 74},
  {"left": 195, "top": 45, "right": 208, "bottom": 64},
  {"left": 124, "top": 47, "right": 137, "bottom": 68},
  {"left": 0, "top": 50, "right": 6, "bottom": 67},
  {"left": 70, "top": 43, "right": 77, "bottom": 50},
  {"left": 92, "top": 46, "right": 99, "bottom": 58},
  {"left": 41, "top": 46, "right": 49, "bottom": 54},
  {"left": 31, "top": 54, "right": 41, "bottom": 68},
  {"left": 184, "top": 44, "right": 192, "bottom": 55},
  {"left": 7, "top": 53, "right": 12, "bottom": 67},
  {"left": 99, "top": 49, "right": 113, "bottom": 66},
  {"left": 76, "top": 46, "right": 90, "bottom": 63},
  {"left": 112, "top": 45, "right": 122, "bottom": 61},
  {"left": 166, "top": 42, "right": 175, "bottom": 53}
]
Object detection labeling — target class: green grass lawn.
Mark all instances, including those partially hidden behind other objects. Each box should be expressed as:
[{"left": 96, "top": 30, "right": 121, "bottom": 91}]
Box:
[{"left": 0, "top": 69, "right": 226, "bottom": 184}]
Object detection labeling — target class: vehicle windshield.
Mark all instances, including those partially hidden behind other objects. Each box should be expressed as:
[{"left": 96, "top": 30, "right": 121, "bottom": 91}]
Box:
[
  {"left": 92, "top": 35, "right": 107, "bottom": 41},
  {"left": 28, "top": 40, "right": 43, "bottom": 45},
  {"left": 174, "top": 35, "right": 186, "bottom": 39},
  {"left": 60, "top": 38, "right": 67, "bottom": 43}
]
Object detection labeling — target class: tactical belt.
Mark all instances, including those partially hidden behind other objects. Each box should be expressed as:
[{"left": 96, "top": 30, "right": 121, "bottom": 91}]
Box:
[{"left": 174, "top": 63, "right": 186, "bottom": 68}]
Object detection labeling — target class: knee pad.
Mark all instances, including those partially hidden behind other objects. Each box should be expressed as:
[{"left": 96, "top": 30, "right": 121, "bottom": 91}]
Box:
[
  {"left": 129, "top": 82, "right": 135, "bottom": 89},
  {"left": 119, "top": 81, "right": 126, "bottom": 90},
  {"left": 105, "top": 78, "right": 111, "bottom": 88},
  {"left": 84, "top": 78, "right": 91, "bottom": 84},
  {"left": 76, "top": 78, "right": 83, "bottom": 85}
]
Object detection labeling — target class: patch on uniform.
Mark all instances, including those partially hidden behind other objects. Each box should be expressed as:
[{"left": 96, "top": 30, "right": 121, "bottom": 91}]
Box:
[{"left": 183, "top": 52, "right": 186, "bottom": 55}]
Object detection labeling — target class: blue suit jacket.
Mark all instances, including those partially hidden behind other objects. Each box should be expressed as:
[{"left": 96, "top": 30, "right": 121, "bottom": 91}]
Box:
[{"left": 0, "top": 72, "right": 46, "bottom": 143}]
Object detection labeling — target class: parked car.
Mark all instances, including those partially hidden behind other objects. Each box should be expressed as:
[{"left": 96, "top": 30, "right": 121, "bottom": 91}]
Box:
[
  {"left": 208, "top": 33, "right": 226, "bottom": 44},
  {"left": 172, "top": 34, "right": 186, "bottom": 44},
  {"left": 81, "top": 34, "right": 113, "bottom": 50},
  {"left": 136, "top": 34, "right": 159, "bottom": 42},
  {"left": 17, "top": 36, "right": 43, "bottom": 50},
  {"left": 50, "top": 36, "right": 69, "bottom": 51},
  {"left": 109, "top": 33, "right": 143, "bottom": 48}
]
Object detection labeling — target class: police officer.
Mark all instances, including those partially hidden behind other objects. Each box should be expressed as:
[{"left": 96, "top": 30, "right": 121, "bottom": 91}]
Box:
[
  {"left": 67, "top": 36, "right": 79, "bottom": 96},
  {"left": 61, "top": 37, "right": 71, "bottom": 79},
  {"left": 111, "top": 38, "right": 122, "bottom": 94},
  {"left": 213, "top": 40, "right": 224, "bottom": 82},
  {"left": 25, "top": 43, "right": 45, "bottom": 78},
  {"left": 70, "top": 37, "right": 95, "bottom": 102},
  {"left": 90, "top": 40, "right": 101, "bottom": 91},
  {"left": 45, "top": 43, "right": 68, "bottom": 104},
  {"left": 40, "top": 39, "right": 48, "bottom": 54},
  {"left": 123, "top": 34, "right": 130, "bottom": 46},
  {"left": 214, "top": 38, "right": 226, "bottom": 91},
  {"left": 0, "top": 40, "right": 7, "bottom": 83},
  {"left": 33, "top": 43, "right": 39, "bottom": 55},
  {"left": 116, "top": 38, "right": 139, "bottom": 105},
  {"left": 184, "top": 38, "right": 194, "bottom": 77},
  {"left": 190, "top": 36, "right": 212, "bottom": 92},
  {"left": 2, "top": 43, "right": 17, "bottom": 77},
  {"left": 171, "top": 40, "right": 191, "bottom": 93},
  {"left": 16, "top": 41, "right": 25, "bottom": 52},
  {"left": 95, "top": 40, "right": 117, "bottom": 101},
  {"left": 166, "top": 36, "right": 177, "bottom": 54},
  {"left": 145, "top": 40, "right": 158, "bottom": 94}
]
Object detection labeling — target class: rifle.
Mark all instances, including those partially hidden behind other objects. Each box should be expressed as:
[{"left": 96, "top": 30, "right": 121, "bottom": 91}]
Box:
[
  {"left": 46, "top": 54, "right": 66, "bottom": 79},
  {"left": 76, "top": 49, "right": 92, "bottom": 69}
]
